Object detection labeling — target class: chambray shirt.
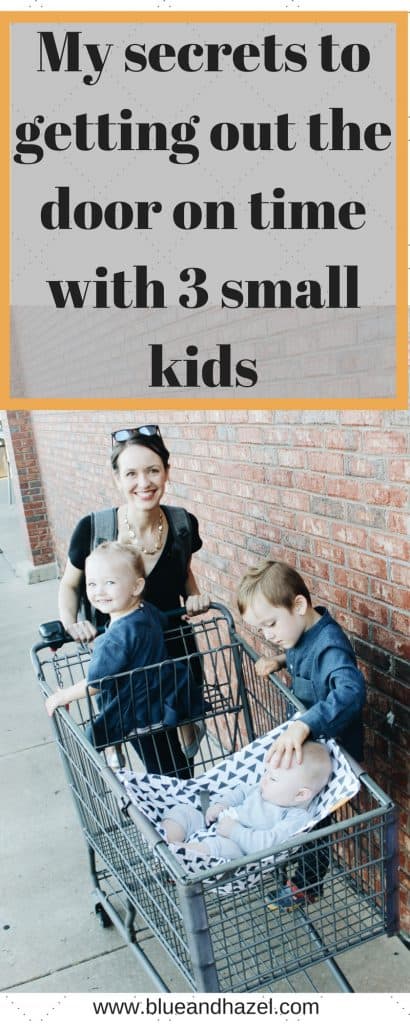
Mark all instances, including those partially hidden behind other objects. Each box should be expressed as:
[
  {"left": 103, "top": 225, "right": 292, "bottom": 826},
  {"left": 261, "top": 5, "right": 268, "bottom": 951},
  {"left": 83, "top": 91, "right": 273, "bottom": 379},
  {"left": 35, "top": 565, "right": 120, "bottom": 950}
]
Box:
[
  {"left": 86, "top": 603, "right": 202, "bottom": 743},
  {"left": 285, "top": 607, "right": 365, "bottom": 759}
]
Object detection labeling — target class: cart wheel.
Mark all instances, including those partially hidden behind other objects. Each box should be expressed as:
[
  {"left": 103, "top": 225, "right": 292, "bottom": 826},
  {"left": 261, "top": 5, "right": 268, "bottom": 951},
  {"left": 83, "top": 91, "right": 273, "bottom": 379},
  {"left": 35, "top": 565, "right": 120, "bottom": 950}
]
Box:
[{"left": 95, "top": 903, "right": 113, "bottom": 929}]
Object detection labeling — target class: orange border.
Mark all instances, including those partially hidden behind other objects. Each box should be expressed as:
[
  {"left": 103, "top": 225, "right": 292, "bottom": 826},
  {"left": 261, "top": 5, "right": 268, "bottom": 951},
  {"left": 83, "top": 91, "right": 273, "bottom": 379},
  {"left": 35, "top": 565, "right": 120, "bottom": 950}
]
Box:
[{"left": 1, "top": 10, "right": 407, "bottom": 410}]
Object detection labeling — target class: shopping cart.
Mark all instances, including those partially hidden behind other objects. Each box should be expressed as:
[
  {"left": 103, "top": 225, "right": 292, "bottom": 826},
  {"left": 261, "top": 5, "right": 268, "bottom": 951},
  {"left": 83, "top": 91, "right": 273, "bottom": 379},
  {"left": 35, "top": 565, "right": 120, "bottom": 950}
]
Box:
[{"left": 31, "top": 604, "right": 399, "bottom": 993}]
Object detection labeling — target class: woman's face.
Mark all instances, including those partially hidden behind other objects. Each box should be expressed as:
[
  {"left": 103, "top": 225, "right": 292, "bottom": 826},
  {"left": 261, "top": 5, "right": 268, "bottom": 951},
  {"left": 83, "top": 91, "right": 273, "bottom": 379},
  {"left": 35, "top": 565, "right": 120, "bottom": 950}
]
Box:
[{"left": 114, "top": 444, "right": 169, "bottom": 510}]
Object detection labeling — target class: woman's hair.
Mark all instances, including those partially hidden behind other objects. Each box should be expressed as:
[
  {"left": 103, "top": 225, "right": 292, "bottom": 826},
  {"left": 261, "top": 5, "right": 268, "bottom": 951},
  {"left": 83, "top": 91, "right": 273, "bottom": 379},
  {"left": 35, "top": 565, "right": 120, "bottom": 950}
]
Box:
[
  {"left": 86, "top": 541, "right": 146, "bottom": 583},
  {"left": 111, "top": 435, "right": 170, "bottom": 473},
  {"left": 237, "top": 560, "right": 312, "bottom": 614}
]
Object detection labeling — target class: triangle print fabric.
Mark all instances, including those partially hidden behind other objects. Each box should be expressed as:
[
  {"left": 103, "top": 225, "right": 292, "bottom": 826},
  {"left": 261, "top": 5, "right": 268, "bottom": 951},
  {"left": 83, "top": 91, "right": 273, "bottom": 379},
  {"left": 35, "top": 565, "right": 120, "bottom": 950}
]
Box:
[{"left": 117, "top": 722, "right": 361, "bottom": 892}]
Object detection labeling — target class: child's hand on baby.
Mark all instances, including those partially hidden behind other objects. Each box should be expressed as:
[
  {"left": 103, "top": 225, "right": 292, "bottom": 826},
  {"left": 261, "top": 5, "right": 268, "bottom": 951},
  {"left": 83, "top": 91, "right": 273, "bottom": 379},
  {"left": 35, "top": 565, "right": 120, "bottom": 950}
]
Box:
[
  {"left": 205, "top": 802, "right": 228, "bottom": 825},
  {"left": 255, "top": 656, "right": 283, "bottom": 677},
  {"left": 266, "top": 720, "right": 311, "bottom": 768},
  {"left": 45, "top": 692, "right": 64, "bottom": 717}
]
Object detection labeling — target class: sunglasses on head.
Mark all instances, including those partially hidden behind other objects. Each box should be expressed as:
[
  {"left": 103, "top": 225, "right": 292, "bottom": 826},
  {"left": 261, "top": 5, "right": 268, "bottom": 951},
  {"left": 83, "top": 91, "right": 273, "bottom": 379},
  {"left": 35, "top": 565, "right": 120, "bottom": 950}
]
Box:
[{"left": 111, "top": 425, "right": 162, "bottom": 446}]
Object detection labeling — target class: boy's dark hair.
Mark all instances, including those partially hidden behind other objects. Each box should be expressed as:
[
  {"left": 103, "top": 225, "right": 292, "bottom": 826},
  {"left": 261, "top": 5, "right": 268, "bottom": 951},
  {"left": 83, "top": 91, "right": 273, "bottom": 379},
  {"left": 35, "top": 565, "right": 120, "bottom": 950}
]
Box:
[{"left": 237, "top": 560, "right": 312, "bottom": 614}]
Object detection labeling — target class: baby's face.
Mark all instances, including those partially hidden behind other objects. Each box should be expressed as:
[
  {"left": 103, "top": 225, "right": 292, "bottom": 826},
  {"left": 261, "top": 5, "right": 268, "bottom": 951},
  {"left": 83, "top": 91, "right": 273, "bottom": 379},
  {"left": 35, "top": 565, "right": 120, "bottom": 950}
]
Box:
[{"left": 259, "top": 763, "right": 302, "bottom": 806}]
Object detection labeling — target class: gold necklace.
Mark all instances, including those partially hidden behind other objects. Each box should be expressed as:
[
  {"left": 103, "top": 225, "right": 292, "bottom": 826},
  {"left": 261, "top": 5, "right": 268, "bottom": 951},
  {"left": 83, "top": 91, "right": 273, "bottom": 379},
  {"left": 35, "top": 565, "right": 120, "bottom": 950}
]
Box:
[{"left": 124, "top": 508, "right": 164, "bottom": 555}]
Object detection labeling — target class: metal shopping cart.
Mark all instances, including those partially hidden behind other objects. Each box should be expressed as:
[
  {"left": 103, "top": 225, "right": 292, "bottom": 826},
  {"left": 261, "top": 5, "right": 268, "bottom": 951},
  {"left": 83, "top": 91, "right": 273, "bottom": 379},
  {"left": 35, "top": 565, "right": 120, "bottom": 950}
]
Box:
[{"left": 31, "top": 604, "right": 399, "bottom": 993}]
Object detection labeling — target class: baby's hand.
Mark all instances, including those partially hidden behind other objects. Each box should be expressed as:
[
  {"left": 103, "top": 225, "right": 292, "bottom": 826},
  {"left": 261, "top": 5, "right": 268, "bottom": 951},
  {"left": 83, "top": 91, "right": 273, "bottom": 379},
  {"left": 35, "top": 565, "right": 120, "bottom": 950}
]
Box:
[
  {"left": 45, "top": 692, "right": 64, "bottom": 717},
  {"left": 216, "top": 815, "right": 236, "bottom": 838},
  {"left": 266, "top": 721, "right": 311, "bottom": 769},
  {"left": 254, "top": 656, "right": 283, "bottom": 677},
  {"left": 205, "top": 802, "right": 227, "bottom": 825}
]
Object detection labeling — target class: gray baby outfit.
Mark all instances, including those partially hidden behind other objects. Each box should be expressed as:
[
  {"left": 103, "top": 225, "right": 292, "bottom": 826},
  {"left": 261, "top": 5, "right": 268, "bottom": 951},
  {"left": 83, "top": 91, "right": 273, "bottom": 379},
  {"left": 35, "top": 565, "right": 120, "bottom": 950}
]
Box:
[{"left": 164, "top": 782, "right": 312, "bottom": 859}]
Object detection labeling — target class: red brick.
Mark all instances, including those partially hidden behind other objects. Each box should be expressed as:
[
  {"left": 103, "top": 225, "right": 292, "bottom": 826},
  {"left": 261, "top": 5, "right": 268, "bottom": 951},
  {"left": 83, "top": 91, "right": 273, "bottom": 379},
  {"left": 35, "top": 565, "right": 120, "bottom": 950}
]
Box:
[
  {"left": 314, "top": 539, "right": 345, "bottom": 565},
  {"left": 386, "top": 512, "right": 410, "bottom": 535},
  {"left": 298, "top": 554, "right": 330, "bottom": 581},
  {"left": 367, "top": 670, "right": 393, "bottom": 697},
  {"left": 388, "top": 459, "right": 410, "bottom": 483},
  {"left": 390, "top": 680, "right": 410, "bottom": 707},
  {"left": 373, "top": 627, "right": 410, "bottom": 660},
  {"left": 292, "top": 428, "right": 323, "bottom": 447},
  {"left": 308, "top": 451, "right": 344, "bottom": 474},
  {"left": 281, "top": 490, "right": 310, "bottom": 511},
  {"left": 364, "top": 483, "right": 408, "bottom": 507},
  {"left": 391, "top": 611, "right": 410, "bottom": 637},
  {"left": 369, "top": 534, "right": 410, "bottom": 561},
  {"left": 264, "top": 467, "right": 294, "bottom": 488},
  {"left": 346, "top": 456, "right": 382, "bottom": 478},
  {"left": 348, "top": 550, "right": 388, "bottom": 579},
  {"left": 340, "top": 412, "right": 384, "bottom": 426},
  {"left": 371, "top": 579, "right": 410, "bottom": 611},
  {"left": 312, "top": 581, "right": 349, "bottom": 609},
  {"left": 326, "top": 477, "right": 361, "bottom": 500},
  {"left": 336, "top": 611, "right": 369, "bottom": 638},
  {"left": 350, "top": 594, "right": 390, "bottom": 626},
  {"left": 334, "top": 567, "right": 369, "bottom": 594},
  {"left": 325, "top": 429, "right": 359, "bottom": 450},
  {"left": 277, "top": 449, "right": 306, "bottom": 468},
  {"left": 267, "top": 508, "right": 297, "bottom": 530},
  {"left": 391, "top": 563, "right": 410, "bottom": 587},
  {"left": 331, "top": 524, "right": 368, "bottom": 548},
  {"left": 362, "top": 431, "right": 408, "bottom": 454},
  {"left": 292, "top": 470, "right": 326, "bottom": 494}
]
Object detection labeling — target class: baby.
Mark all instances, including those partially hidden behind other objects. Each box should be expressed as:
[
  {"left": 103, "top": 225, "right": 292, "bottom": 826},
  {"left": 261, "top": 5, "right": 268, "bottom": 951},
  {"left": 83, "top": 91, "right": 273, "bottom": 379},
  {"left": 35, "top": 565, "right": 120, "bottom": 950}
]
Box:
[{"left": 161, "top": 741, "right": 331, "bottom": 859}]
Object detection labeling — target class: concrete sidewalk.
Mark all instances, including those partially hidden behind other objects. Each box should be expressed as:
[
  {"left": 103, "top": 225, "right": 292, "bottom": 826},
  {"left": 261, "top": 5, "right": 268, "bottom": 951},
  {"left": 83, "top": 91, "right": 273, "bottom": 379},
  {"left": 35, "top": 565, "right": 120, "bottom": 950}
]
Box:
[{"left": 0, "top": 485, "right": 407, "bottom": 993}]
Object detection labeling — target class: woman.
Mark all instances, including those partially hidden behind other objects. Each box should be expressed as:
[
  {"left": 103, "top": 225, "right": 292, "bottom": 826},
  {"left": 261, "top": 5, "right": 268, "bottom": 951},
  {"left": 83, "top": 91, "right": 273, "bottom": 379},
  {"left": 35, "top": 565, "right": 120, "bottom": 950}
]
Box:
[{"left": 58, "top": 424, "right": 209, "bottom": 776}]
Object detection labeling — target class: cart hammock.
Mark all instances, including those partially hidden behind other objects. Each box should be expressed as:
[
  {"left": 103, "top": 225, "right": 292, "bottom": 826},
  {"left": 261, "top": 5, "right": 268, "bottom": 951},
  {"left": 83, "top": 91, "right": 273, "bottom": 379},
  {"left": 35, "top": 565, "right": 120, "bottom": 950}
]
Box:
[{"left": 118, "top": 723, "right": 360, "bottom": 888}]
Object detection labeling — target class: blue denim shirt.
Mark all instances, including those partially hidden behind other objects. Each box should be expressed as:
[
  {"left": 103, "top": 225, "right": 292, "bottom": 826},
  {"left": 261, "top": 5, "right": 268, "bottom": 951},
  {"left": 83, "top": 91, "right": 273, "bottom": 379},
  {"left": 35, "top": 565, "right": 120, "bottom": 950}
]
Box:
[
  {"left": 285, "top": 608, "right": 365, "bottom": 759},
  {"left": 86, "top": 602, "right": 203, "bottom": 745}
]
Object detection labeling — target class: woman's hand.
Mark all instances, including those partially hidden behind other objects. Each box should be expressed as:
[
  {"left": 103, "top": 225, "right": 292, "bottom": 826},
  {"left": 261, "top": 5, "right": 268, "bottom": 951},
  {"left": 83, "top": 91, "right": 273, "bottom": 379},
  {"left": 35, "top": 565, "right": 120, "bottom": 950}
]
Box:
[
  {"left": 255, "top": 655, "right": 285, "bottom": 677},
  {"left": 185, "top": 593, "right": 211, "bottom": 617},
  {"left": 65, "top": 620, "right": 97, "bottom": 644},
  {"left": 265, "top": 720, "right": 311, "bottom": 769},
  {"left": 45, "top": 691, "right": 65, "bottom": 717},
  {"left": 205, "top": 802, "right": 228, "bottom": 825}
]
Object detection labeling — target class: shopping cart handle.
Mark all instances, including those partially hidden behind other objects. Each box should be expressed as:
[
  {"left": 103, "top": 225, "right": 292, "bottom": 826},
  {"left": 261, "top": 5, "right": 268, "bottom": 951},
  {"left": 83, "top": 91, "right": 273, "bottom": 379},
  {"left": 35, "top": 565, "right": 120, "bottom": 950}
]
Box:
[
  {"left": 37, "top": 614, "right": 185, "bottom": 648},
  {"left": 38, "top": 620, "right": 74, "bottom": 648},
  {"left": 38, "top": 602, "right": 233, "bottom": 648}
]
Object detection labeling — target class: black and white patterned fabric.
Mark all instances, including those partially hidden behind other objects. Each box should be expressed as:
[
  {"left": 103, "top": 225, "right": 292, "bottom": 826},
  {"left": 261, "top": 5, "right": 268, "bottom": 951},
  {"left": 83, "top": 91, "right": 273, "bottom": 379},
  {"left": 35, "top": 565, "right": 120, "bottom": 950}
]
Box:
[{"left": 118, "top": 721, "right": 360, "bottom": 891}]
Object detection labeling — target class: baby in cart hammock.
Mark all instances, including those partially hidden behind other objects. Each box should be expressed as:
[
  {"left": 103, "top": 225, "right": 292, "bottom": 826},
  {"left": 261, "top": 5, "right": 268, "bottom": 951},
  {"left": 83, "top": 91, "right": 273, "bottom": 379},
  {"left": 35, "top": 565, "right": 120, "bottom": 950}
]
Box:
[
  {"left": 161, "top": 741, "right": 331, "bottom": 859},
  {"left": 45, "top": 542, "right": 204, "bottom": 769}
]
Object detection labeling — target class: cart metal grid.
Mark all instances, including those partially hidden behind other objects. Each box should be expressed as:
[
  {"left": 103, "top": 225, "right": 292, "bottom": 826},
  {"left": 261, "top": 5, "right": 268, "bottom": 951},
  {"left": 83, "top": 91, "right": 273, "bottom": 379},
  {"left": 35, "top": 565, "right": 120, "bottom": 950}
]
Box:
[{"left": 31, "top": 604, "right": 399, "bottom": 993}]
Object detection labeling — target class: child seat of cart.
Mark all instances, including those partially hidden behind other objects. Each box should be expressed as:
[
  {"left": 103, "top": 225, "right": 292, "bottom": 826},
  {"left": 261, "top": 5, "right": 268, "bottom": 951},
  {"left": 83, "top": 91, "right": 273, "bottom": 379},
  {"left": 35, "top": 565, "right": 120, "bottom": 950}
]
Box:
[{"left": 118, "top": 721, "right": 360, "bottom": 892}]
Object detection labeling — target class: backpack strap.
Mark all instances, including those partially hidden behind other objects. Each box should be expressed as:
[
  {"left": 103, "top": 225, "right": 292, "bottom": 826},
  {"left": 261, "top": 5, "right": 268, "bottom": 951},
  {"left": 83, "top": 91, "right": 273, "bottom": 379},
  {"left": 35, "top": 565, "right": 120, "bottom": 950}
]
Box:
[
  {"left": 90, "top": 507, "right": 117, "bottom": 549},
  {"left": 163, "top": 505, "right": 193, "bottom": 589}
]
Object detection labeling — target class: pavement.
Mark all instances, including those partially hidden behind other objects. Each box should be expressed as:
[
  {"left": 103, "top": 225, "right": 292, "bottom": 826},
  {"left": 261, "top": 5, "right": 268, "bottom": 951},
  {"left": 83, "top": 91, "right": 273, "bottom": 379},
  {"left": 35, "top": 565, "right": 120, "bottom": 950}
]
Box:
[{"left": 0, "top": 477, "right": 407, "bottom": 994}]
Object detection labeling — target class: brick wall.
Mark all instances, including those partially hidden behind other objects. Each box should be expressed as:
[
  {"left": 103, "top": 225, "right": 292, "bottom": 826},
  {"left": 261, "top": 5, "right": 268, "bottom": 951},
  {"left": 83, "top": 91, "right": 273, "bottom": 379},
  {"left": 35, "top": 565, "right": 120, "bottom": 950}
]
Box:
[
  {"left": 3, "top": 410, "right": 55, "bottom": 567},
  {"left": 10, "top": 407, "right": 409, "bottom": 935}
]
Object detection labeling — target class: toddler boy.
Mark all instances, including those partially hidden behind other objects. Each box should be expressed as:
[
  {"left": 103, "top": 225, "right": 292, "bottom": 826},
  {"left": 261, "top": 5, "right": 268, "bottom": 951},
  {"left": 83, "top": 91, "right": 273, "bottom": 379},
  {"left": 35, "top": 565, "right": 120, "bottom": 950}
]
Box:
[{"left": 237, "top": 560, "right": 365, "bottom": 766}]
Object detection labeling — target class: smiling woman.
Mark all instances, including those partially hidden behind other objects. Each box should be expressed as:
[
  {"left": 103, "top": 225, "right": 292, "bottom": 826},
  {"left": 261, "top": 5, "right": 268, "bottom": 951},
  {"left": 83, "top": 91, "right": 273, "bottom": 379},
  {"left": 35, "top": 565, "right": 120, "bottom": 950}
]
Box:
[{"left": 57, "top": 423, "right": 210, "bottom": 777}]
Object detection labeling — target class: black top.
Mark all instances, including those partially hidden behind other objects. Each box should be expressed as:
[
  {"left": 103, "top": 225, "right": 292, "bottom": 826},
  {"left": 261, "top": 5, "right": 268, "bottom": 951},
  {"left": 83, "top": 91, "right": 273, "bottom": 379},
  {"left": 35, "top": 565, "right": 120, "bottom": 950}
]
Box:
[{"left": 68, "top": 506, "right": 202, "bottom": 628}]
